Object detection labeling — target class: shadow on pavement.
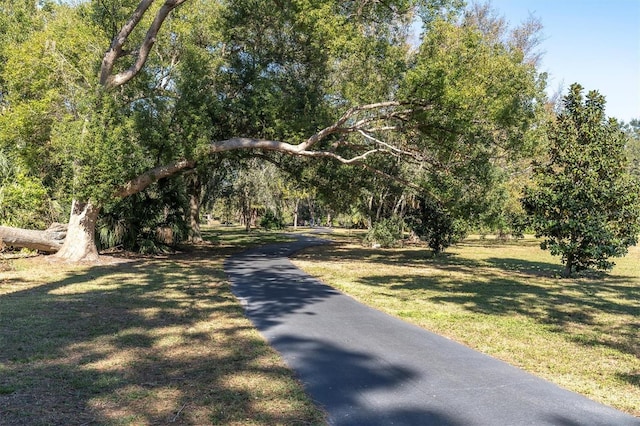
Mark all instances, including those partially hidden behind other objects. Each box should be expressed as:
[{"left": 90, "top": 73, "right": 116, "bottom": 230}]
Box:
[
  {"left": 271, "top": 334, "right": 465, "bottom": 426},
  {"left": 226, "top": 237, "right": 338, "bottom": 331},
  {"left": 225, "top": 235, "right": 640, "bottom": 426},
  {"left": 226, "top": 237, "right": 467, "bottom": 425}
]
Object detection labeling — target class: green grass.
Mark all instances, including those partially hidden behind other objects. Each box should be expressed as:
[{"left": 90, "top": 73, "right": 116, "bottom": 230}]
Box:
[
  {"left": 0, "top": 226, "right": 324, "bottom": 426},
  {"left": 292, "top": 232, "right": 640, "bottom": 416}
]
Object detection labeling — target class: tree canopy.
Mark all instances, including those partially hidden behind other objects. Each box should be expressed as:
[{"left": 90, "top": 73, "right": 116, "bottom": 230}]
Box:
[{"left": 0, "top": 0, "right": 560, "bottom": 261}]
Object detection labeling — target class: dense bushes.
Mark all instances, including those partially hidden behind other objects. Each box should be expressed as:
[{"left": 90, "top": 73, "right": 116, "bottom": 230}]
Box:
[
  {"left": 97, "top": 180, "right": 188, "bottom": 254},
  {"left": 0, "top": 173, "right": 60, "bottom": 229}
]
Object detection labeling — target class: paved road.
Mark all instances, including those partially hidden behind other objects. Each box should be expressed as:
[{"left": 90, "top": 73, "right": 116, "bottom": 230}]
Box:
[{"left": 225, "top": 234, "right": 639, "bottom": 426}]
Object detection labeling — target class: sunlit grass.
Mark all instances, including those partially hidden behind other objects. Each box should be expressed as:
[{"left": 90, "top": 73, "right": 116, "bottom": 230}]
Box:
[
  {"left": 0, "top": 226, "right": 324, "bottom": 425},
  {"left": 292, "top": 233, "right": 640, "bottom": 416}
]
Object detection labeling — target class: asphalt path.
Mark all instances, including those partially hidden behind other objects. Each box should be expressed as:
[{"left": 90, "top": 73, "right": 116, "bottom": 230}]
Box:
[{"left": 224, "top": 233, "right": 640, "bottom": 426}]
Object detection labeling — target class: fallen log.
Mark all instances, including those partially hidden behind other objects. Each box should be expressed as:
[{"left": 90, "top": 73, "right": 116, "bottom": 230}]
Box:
[{"left": 0, "top": 223, "right": 67, "bottom": 253}]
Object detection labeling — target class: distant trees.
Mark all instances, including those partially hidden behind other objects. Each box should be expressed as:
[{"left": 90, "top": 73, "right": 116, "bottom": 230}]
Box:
[{"left": 522, "top": 84, "right": 640, "bottom": 276}]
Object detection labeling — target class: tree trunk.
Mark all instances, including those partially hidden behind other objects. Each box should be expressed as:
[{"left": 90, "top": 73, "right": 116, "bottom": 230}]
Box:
[
  {"left": 187, "top": 175, "right": 203, "bottom": 243},
  {"left": 188, "top": 193, "right": 203, "bottom": 242},
  {"left": 376, "top": 190, "right": 388, "bottom": 221},
  {"left": 0, "top": 223, "right": 67, "bottom": 253},
  {"left": 242, "top": 199, "right": 251, "bottom": 232},
  {"left": 293, "top": 199, "right": 299, "bottom": 229},
  {"left": 563, "top": 253, "right": 574, "bottom": 278},
  {"left": 54, "top": 200, "right": 100, "bottom": 262},
  {"left": 307, "top": 197, "right": 316, "bottom": 226},
  {"left": 250, "top": 208, "right": 258, "bottom": 229}
]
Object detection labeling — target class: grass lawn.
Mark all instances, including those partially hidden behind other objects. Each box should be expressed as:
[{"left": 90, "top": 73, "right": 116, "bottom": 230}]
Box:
[
  {"left": 292, "top": 231, "right": 640, "bottom": 416},
  {"left": 0, "top": 227, "right": 325, "bottom": 425}
]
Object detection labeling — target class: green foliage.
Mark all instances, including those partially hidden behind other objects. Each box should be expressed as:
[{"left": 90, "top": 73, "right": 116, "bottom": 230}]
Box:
[
  {"left": 397, "top": 9, "right": 546, "bottom": 234},
  {"left": 522, "top": 84, "right": 640, "bottom": 275},
  {"left": 405, "top": 198, "right": 466, "bottom": 254},
  {"left": 417, "top": 0, "right": 466, "bottom": 29},
  {"left": 473, "top": 167, "right": 529, "bottom": 238},
  {"left": 259, "top": 209, "right": 285, "bottom": 230},
  {"left": 364, "top": 215, "right": 405, "bottom": 248},
  {"left": 51, "top": 93, "right": 149, "bottom": 204},
  {"left": 0, "top": 3, "right": 109, "bottom": 205},
  {"left": 219, "top": 0, "right": 332, "bottom": 140},
  {"left": 97, "top": 180, "right": 188, "bottom": 254},
  {"left": 0, "top": 149, "right": 60, "bottom": 228},
  {"left": 402, "top": 16, "right": 544, "bottom": 152},
  {"left": 0, "top": 172, "right": 57, "bottom": 229},
  {"left": 0, "top": 0, "right": 43, "bottom": 105}
]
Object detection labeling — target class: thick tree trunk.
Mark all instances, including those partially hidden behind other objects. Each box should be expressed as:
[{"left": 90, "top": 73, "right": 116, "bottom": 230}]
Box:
[
  {"left": 54, "top": 200, "right": 100, "bottom": 262},
  {"left": 0, "top": 223, "right": 67, "bottom": 253}
]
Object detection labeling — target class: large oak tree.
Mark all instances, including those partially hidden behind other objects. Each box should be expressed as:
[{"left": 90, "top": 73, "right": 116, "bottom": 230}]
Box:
[{"left": 0, "top": 0, "right": 546, "bottom": 261}]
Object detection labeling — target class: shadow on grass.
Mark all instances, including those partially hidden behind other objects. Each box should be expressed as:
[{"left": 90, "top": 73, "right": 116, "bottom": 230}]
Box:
[
  {"left": 209, "top": 226, "right": 297, "bottom": 249},
  {"left": 299, "top": 241, "right": 639, "bottom": 360},
  {"left": 0, "top": 238, "right": 325, "bottom": 425},
  {"left": 484, "top": 257, "right": 565, "bottom": 276},
  {"left": 296, "top": 241, "right": 481, "bottom": 273},
  {"left": 616, "top": 372, "right": 640, "bottom": 387}
]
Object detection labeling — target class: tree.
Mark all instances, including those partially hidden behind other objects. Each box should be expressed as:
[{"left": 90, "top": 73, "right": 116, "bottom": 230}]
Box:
[
  {"left": 522, "top": 84, "right": 640, "bottom": 276},
  {"left": 0, "top": 0, "right": 545, "bottom": 261}
]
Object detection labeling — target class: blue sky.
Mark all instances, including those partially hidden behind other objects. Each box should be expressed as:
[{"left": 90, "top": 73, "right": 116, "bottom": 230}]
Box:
[{"left": 491, "top": 0, "right": 640, "bottom": 123}]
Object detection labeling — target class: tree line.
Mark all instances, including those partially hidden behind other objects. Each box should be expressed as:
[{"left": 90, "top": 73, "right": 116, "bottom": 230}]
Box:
[{"left": 0, "top": 0, "right": 638, "bottom": 275}]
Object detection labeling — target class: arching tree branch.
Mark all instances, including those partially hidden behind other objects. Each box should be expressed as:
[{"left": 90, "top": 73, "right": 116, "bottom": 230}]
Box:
[
  {"left": 114, "top": 100, "right": 430, "bottom": 198},
  {"left": 115, "top": 159, "right": 196, "bottom": 198}
]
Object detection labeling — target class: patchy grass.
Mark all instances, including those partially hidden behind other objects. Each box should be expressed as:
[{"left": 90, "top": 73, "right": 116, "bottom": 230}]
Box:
[
  {"left": 0, "top": 226, "right": 324, "bottom": 425},
  {"left": 292, "top": 233, "right": 640, "bottom": 416}
]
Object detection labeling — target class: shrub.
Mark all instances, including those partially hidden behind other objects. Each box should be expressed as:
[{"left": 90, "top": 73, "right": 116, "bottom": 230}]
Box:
[
  {"left": 97, "top": 180, "right": 188, "bottom": 253},
  {"left": 260, "top": 209, "right": 285, "bottom": 230},
  {"left": 364, "top": 216, "right": 404, "bottom": 248}
]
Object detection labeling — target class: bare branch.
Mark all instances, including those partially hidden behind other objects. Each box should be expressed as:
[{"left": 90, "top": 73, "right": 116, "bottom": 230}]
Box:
[
  {"left": 297, "top": 148, "right": 386, "bottom": 164},
  {"left": 363, "top": 125, "right": 399, "bottom": 132},
  {"left": 358, "top": 130, "right": 416, "bottom": 158},
  {"left": 300, "top": 101, "right": 404, "bottom": 150},
  {"left": 100, "top": 0, "right": 188, "bottom": 88}
]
